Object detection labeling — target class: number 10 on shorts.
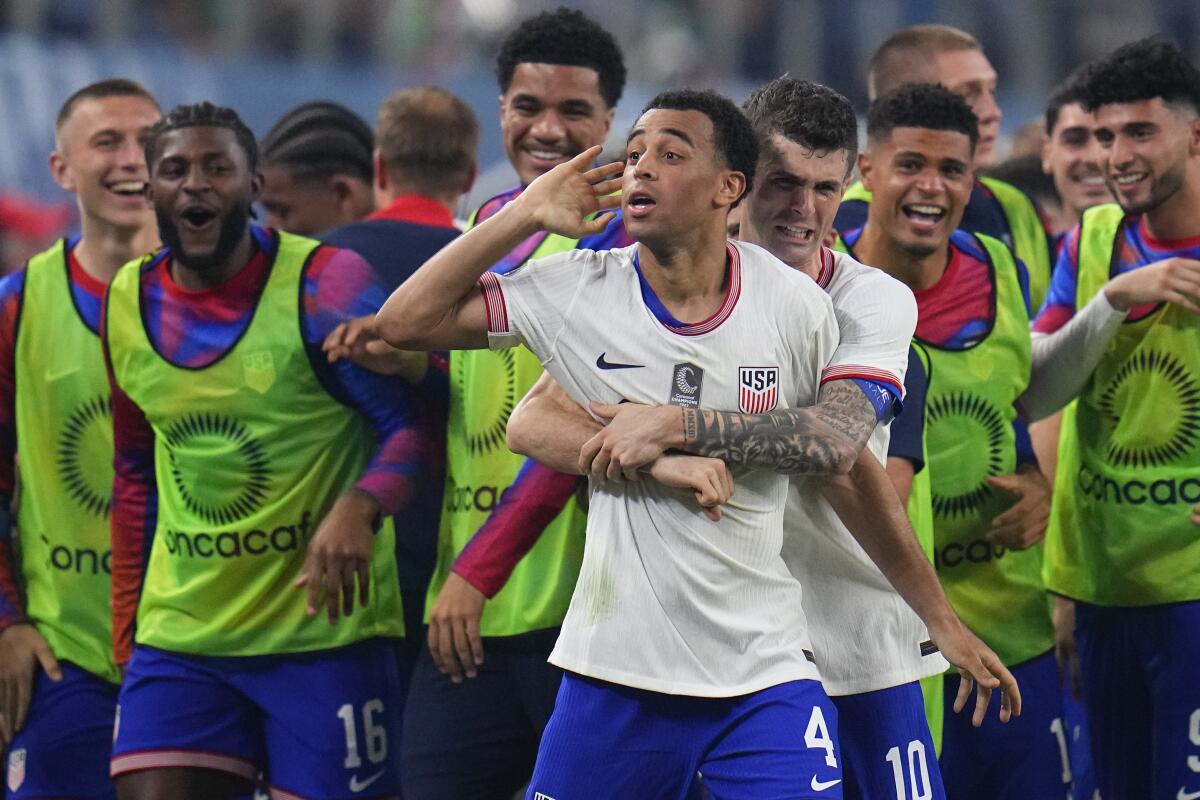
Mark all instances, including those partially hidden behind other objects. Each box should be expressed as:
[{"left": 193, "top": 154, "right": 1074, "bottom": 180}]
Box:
[{"left": 338, "top": 699, "right": 388, "bottom": 768}]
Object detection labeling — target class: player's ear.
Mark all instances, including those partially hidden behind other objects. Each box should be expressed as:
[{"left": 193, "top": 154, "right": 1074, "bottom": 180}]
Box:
[
  {"left": 48, "top": 150, "right": 74, "bottom": 192},
  {"left": 717, "top": 170, "right": 746, "bottom": 208},
  {"left": 374, "top": 149, "right": 388, "bottom": 193},
  {"left": 249, "top": 169, "right": 264, "bottom": 201},
  {"left": 1189, "top": 114, "right": 1200, "bottom": 156},
  {"left": 858, "top": 151, "right": 874, "bottom": 192}
]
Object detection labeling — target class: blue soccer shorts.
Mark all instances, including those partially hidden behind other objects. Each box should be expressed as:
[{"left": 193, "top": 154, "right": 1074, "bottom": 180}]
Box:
[
  {"left": 110, "top": 638, "right": 404, "bottom": 800},
  {"left": 833, "top": 681, "right": 946, "bottom": 800},
  {"left": 526, "top": 672, "right": 843, "bottom": 800},
  {"left": 1075, "top": 599, "right": 1200, "bottom": 799},
  {"left": 6, "top": 661, "right": 117, "bottom": 800},
  {"left": 939, "top": 649, "right": 1070, "bottom": 798}
]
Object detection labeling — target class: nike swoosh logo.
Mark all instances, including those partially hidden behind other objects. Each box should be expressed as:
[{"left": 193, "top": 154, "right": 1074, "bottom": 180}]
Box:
[
  {"left": 596, "top": 353, "right": 644, "bottom": 370},
  {"left": 1177, "top": 787, "right": 1200, "bottom": 800},
  {"left": 811, "top": 776, "right": 842, "bottom": 792},
  {"left": 349, "top": 770, "right": 385, "bottom": 793}
]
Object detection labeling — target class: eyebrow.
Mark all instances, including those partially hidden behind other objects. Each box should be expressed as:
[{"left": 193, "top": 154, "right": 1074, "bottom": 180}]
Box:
[{"left": 625, "top": 126, "right": 695, "bottom": 148}]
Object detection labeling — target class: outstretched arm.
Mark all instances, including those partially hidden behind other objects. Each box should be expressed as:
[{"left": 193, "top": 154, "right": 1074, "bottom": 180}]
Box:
[
  {"left": 580, "top": 379, "right": 879, "bottom": 480},
  {"left": 376, "top": 147, "right": 621, "bottom": 351},
  {"left": 817, "top": 449, "right": 1021, "bottom": 726}
]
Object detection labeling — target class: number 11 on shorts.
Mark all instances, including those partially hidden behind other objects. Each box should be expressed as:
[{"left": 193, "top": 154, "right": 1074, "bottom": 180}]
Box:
[{"left": 337, "top": 699, "right": 388, "bottom": 769}]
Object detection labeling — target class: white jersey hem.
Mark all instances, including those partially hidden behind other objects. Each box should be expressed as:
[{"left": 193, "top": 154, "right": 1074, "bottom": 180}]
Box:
[
  {"left": 821, "top": 653, "right": 951, "bottom": 697},
  {"left": 548, "top": 656, "right": 823, "bottom": 698}
]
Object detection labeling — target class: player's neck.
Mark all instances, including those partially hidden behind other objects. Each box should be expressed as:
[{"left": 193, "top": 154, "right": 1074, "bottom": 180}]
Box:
[
  {"left": 75, "top": 211, "right": 158, "bottom": 284},
  {"left": 636, "top": 223, "right": 730, "bottom": 321},
  {"left": 854, "top": 222, "right": 947, "bottom": 292},
  {"left": 1142, "top": 170, "right": 1200, "bottom": 242},
  {"left": 171, "top": 228, "right": 256, "bottom": 291}
]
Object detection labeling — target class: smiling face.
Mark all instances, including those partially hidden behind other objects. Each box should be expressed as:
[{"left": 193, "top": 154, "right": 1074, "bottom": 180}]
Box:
[
  {"left": 932, "top": 48, "right": 1001, "bottom": 169},
  {"left": 741, "top": 132, "right": 848, "bottom": 272},
  {"left": 1042, "top": 101, "right": 1112, "bottom": 220},
  {"left": 861, "top": 126, "right": 975, "bottom": 257},
  {"left": 51, "top": 94, "right": 161, "bottom": 230},
  {"left": 621, "top": 108, "right": 744, "bottom": 251},
  {"left": 1093, "top": 97, "right": 1200, "bottom": 215},
  {"left": 148, "top": 126, "right": 260, "bottom": 273},
  {"left": 500, "top": 62, "right": 614, "bottom": 186}
]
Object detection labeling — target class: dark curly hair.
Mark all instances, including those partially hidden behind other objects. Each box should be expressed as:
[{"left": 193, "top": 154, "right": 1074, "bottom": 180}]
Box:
[
  {"left": 1081, "top": 37, "right": 1200, "bottom": 114},
  {"left": 1045, "top": 66, "right": 1092, "bottom": 135},
  {"left": 867, "top": 83, "right": 979, "bottom": 149},
  {"left": 496, "top": 7, "right": 626, "bottom": 108},
  {"left": 261, "top": 100, "right": 374, "bottom": 184},
  {"left": 641, "top": 89, "right": 759, "bottom": 205},
  {"left": 743, "top": 76, "right": 858, "bottom": 178},
  {"left": 145, "top": 101, "right": 259, "bottom": 172}
]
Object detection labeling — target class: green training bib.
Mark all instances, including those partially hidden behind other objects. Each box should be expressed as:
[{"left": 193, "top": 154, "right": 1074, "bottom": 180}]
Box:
[
  {"left": 425, "top": 210, "right": 586, "bottom": 637},
  {"left": 105, "top": 232, "right": 403, "bottom": 656},
  {"left": 922, "top": 234, "right": 1053, "bottom": 666},
  {"left": 1045, "top": 204, "right": 1200, "bottom": 605},
  {"left": 14, "top": 241, "right": 119, "bottom": 683}
]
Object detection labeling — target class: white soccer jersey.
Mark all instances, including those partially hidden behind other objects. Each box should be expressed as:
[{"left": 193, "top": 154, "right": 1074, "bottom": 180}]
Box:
[
  {"left": 786, "top": 248, "right": 949, "bottom": 696},
  {"left": 481, "top": 240, "right": 839, "bottom": 697}
]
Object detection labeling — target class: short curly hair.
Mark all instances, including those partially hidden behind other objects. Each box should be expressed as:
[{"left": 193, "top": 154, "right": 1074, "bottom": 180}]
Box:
[
  {"left": 261, "top": 100, "right": 374, "bottom": 184},
  {"left": 145, "top": 101, "right": 258, "bottom": 172},
  {"left": 867, "top": 83, "right": 979, "bottom": 149},
  {"left": 1081, "top": 37, "right": 1200, "bottom": 114},
  {"left": 496, "top": 7, "right": 626, "bottom": 109},
  {"left": 641, "top": 89, "right": 759, "bottom": 204},
  {"left": 743, "top": 76, "right": 858, "bottom": 178}
]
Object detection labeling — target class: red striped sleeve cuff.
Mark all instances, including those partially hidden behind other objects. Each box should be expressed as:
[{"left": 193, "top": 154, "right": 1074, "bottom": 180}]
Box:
[
  {"left": 821, "top": 365, "right": 905, "bottom": 398},
  {"left": 478, "top": 272, "right": 509, "bottom": 334}
]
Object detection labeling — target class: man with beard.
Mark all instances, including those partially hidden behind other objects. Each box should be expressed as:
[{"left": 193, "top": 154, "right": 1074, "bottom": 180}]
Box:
[
  {"left": 839, "top": 84, "right": 1066, "bottom": 798},
  {"left": 0, "top": 78, "right": 160, "bottom": 800},
  {"left": 835, "top": 24, "right": 1054, "bottom": 311},
  {"left": 103, "top": 102, "right": 421, "bottom": 800},
  {"left": 1030, "top": 38, "right": 1200, "bottom": 798}
]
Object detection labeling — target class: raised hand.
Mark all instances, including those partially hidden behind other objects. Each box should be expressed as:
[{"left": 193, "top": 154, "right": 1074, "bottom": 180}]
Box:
[
  {"left": 514, "top": 145, "right": 623, "bottom": 239},
  {"left": 1104, "top": 256, "right": 1200, "bottom": 314}
]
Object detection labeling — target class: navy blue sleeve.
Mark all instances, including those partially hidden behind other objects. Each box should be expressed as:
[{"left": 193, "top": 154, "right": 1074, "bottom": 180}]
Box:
[
  {"left": 886, "top": 347, "right": 926, "bottom": 472},
  {"left": 1014, "top": 257, "right": 1033, "bottom": 318}
]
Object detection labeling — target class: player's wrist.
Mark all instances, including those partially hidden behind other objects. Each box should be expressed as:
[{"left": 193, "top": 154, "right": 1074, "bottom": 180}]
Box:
[
  {"left": 341, "top": 487, "right": 383, "bottom": 529},
  {"left": 660, "top": 405, "right": 686, "bottom": 449}
]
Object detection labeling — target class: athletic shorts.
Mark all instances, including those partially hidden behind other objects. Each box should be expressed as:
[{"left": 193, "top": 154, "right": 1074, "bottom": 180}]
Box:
[
  {"left": 833, "top": 681, "right": 945, "bottom": 800},
  {"left": 5, "top": 662, "right": 117, "bottom": 800},
  {"left": 939, "top": 650, "right": 1070, "bottom": 799},
  {"left": 527, "top": 672, "right": 843, "bottom": 800},
  {"left": 401, "top": 628, "right": 561, "bottom": 799},
  {"left": 1075, "top": 599, "right": 1200, "bottom": 799},
  {"left": 110, "top": 639, "right": 404, "bottom": 800}
]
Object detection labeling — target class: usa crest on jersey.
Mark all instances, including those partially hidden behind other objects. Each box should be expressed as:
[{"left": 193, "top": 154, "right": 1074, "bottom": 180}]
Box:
[{"left": 739, "top": 367, "right": 779, "bottom": 413}]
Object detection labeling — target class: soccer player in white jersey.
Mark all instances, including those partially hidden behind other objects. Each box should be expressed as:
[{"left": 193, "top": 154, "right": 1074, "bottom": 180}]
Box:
[
  {"left": 378, "top": 88, "right": 1016, "bottom": 799},
  {"left": 376, "top": 88, "right": 848, "bottom": 799},
  {"left": 738, "top": 77, "right": 950, "bottom": 799},
  {"left": 507, "top": 77, "right": 1021, "bottom": 799}
]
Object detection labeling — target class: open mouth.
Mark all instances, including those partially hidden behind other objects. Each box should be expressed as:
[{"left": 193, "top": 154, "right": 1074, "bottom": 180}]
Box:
[
  {"left": 627, "top": 191, "right": 656, "bottom": 216},
  {"left": 179, "top": 204, "right": 219, "bottom": 230},
  {"left": 1113, "top": 172, "right": 1148, "bottom": 188},
  {"left": 107, "top": 180, "right": 146, "bottom": 197},
  {"left": 776, "top": 224, "right": 815, "bottom": 244},
  {"left": 902, "top": 203, "right": 946, "bottom": 230}
]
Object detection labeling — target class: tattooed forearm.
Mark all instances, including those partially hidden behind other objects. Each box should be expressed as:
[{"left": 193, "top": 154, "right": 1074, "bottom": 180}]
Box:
[{"left": 680, "top": 381, "right": 879, "bottom": 475}]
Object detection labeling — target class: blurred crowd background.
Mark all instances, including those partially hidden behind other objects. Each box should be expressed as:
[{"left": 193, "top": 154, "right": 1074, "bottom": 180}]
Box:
[{"left": 0, "top": 0, "right": 1197, "bottom": 271}]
